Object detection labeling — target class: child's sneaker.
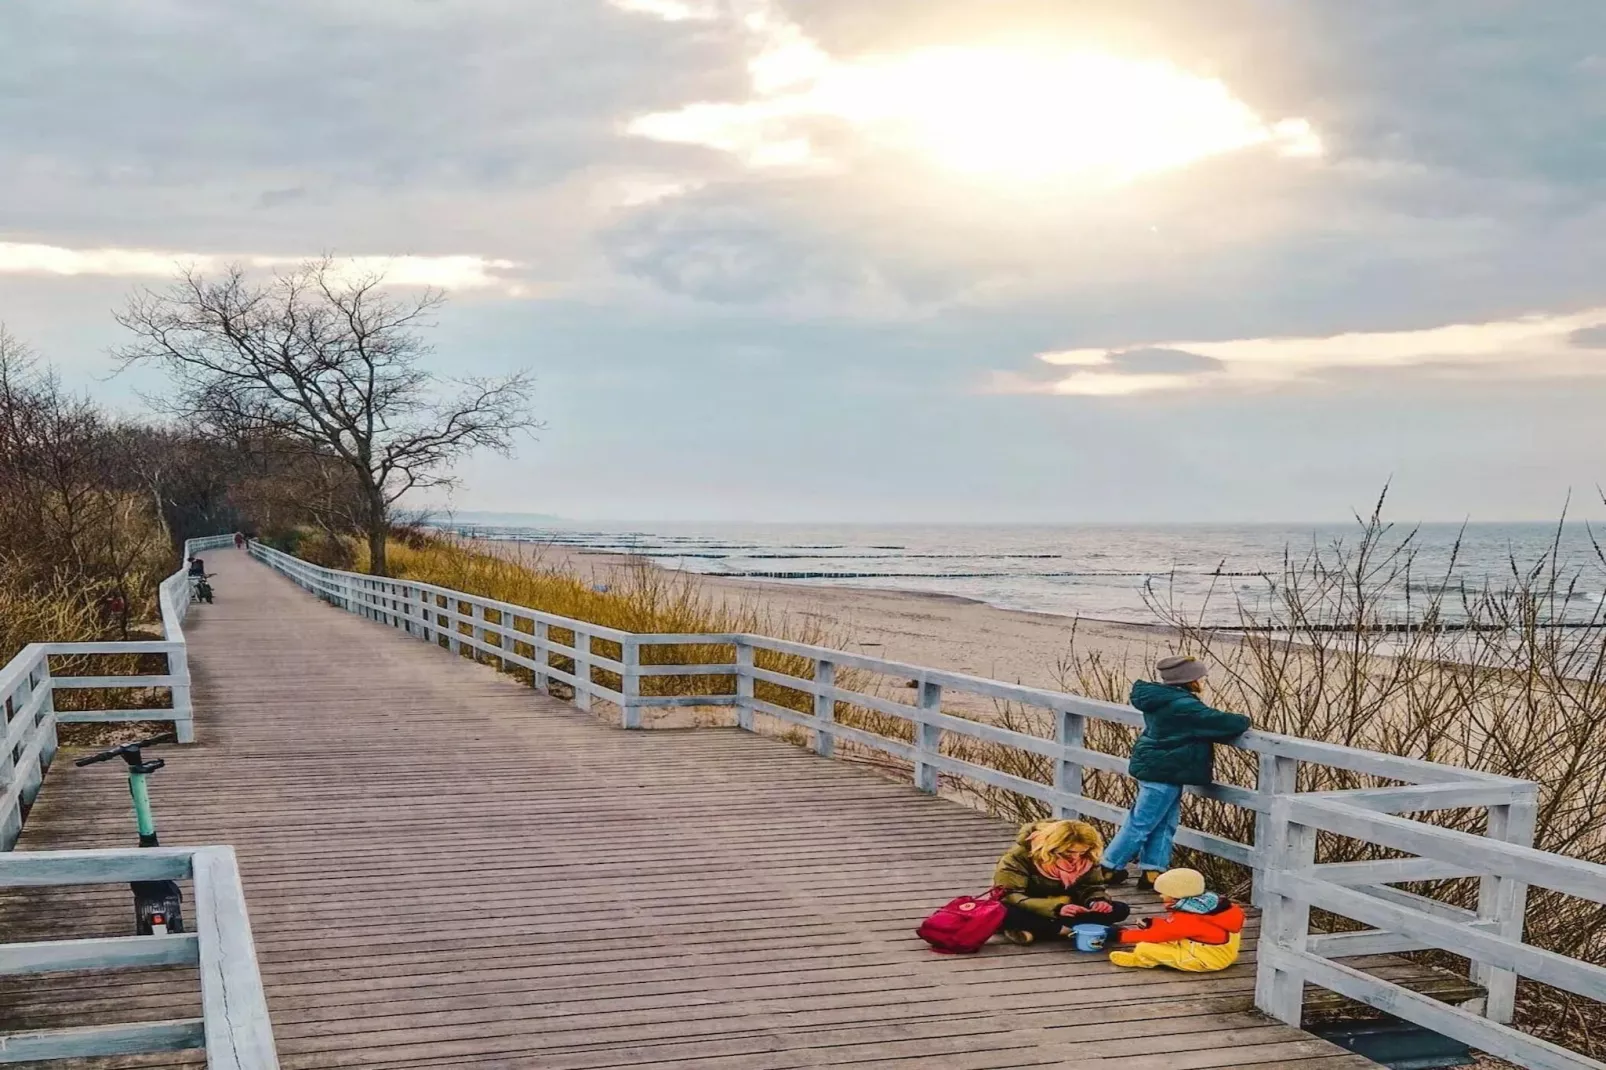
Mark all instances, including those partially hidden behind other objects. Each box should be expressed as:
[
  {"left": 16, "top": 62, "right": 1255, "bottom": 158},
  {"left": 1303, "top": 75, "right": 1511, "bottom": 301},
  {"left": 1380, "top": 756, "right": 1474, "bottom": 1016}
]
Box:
[
  {"left": 1098, "top": 866, "right": 1129, "bottom": 886},
  {"left": 1003, "top": 929, "right": 1035, "bottom": 945},
  {"left": 1136, "top": 870, "right": 1162, "bottom": 893}
]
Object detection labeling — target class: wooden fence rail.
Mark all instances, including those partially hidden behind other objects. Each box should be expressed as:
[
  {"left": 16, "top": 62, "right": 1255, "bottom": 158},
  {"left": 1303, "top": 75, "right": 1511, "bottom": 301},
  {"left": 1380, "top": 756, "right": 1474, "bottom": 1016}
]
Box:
[{"left": 251, "top": 540, "right": 1605, "bottom": 1070}]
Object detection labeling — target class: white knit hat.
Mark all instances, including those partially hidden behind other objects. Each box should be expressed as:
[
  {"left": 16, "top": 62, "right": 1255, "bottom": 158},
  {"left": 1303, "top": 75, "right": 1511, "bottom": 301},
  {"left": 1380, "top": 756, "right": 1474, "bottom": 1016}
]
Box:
[{"left": 1152, "top": 868, "right": 1206, "bottom": 899}]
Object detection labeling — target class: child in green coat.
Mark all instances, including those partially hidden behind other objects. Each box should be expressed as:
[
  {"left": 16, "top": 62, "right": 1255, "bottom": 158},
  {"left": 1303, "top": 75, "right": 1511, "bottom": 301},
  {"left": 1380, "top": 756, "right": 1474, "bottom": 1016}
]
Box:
[{"left": 1099, "top": 656, "right": 1250, "bottom": 891}]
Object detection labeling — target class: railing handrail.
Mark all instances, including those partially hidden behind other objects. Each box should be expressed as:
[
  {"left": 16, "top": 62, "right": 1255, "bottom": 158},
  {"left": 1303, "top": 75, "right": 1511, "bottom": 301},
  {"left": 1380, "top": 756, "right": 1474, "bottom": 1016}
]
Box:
[{"left": 252, "top": 539, "right": 1606, "bottom": 1070}]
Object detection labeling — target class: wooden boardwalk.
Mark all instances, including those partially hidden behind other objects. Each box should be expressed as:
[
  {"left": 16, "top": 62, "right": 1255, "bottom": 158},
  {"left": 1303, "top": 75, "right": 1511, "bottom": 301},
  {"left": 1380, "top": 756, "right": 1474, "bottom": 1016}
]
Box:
[{"left": 1, "top": 549, "right": 1378, "bottom": 1069}]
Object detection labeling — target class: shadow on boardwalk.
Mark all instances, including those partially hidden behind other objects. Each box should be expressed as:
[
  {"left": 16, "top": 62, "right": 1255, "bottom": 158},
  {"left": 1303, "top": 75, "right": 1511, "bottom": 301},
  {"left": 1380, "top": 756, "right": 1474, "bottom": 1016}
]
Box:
[{"left": 0, "top": 549, "right": 1375, "bottom": 1069}]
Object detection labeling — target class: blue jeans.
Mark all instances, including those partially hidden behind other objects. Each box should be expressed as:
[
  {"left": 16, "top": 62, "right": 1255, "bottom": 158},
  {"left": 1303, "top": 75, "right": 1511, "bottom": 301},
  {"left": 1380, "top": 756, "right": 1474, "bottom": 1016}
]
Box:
[{"left": 1103, "top": 781, "right": 1183, "bottom": 872}]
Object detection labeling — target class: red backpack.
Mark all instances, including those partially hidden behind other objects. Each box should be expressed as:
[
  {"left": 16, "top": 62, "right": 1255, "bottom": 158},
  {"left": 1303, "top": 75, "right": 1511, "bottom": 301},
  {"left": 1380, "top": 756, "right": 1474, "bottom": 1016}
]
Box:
[{"left": 916, "top": 887, "right": 1009, "bottom": 953}]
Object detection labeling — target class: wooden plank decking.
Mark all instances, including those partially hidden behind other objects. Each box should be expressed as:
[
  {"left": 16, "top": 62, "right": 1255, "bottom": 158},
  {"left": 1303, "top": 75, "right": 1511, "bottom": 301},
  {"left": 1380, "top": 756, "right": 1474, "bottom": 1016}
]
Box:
[{"left": 0, "top": 549, "right": 1379, "bottom": 1069}]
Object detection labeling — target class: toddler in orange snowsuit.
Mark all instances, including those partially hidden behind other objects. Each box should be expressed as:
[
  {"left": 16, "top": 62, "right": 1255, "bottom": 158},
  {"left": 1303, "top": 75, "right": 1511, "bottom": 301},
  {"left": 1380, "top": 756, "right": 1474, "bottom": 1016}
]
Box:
[{"left": 1109, "top": 868, "right": 1243, "bottom": 972}]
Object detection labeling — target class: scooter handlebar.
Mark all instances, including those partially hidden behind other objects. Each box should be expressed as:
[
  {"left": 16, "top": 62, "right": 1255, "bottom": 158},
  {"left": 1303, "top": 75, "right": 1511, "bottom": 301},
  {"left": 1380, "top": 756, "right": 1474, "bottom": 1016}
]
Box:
[{"left": 73, "top": 731, "right": 177, "bottom": 767}]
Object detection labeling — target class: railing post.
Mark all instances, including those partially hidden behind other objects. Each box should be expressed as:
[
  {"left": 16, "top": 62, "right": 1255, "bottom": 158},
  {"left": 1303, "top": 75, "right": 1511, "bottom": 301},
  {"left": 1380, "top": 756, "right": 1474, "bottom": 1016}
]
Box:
[
  {"left": 734, "top": 640, "right": 754, "bottom": 731},
  {"left": 447, "top": 599, "right": 463, "bottom": 656},
  {"left": 621, "top": 637, "right": 642, "bottom": 730},
  {"left": 1475, "top": 788, "right": 1537, "bottom": 1024},
  {"left": 572, "top": 628, "right": 592, "bottom": 711},
  {"left": 169, "top": 643, "right": 195, "bottom": 745},
  {"left": 1255, "top": 795, "right": 1315, "bottom": 1026},
  {"left": 469, "top": 603, "right": 485, "bottom": 662},
  {"left": 0, "top": 680, "right": 19, "bottom": 849},
  {"left": 33, "top": 658, "right": 57, "bottom": 771},
  {"left": 913, "top": 680, "right": 943, "bottom": 794},
  {"left": 1253, "top": 752, "right": 1298, "bottom": 907},
  {"left": 813, "top": 658, "right": 835, "bottom": 757},
  {"left": 1053, "top": 708, "right": 1085, "bottom": 819},
  {"left": 534, "top": 621, "right": 550, "bottom": 694}
]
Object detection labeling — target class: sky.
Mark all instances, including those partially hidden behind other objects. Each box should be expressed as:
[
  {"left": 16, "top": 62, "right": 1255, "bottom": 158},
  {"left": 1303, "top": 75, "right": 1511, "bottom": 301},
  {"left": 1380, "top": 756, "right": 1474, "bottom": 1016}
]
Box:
[{"left": 2, "top": 0, "right": 1603, "bottom": 523}]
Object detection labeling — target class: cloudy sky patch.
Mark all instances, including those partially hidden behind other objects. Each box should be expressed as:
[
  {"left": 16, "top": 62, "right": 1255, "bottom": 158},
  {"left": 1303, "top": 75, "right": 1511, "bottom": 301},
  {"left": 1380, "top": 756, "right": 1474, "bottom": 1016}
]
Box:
[{"left": 2, "top": 0, "right": 1603, "bottom": 520}]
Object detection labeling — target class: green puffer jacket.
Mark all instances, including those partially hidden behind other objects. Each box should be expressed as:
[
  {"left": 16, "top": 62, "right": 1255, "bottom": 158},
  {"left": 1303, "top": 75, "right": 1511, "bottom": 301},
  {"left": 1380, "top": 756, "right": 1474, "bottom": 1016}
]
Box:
[
  {"left": 992, "top": 822, "right": 1112, "bottom": 919},
  {"left": 1126, "top": 681, "right": 1252, "bottom": 786}
]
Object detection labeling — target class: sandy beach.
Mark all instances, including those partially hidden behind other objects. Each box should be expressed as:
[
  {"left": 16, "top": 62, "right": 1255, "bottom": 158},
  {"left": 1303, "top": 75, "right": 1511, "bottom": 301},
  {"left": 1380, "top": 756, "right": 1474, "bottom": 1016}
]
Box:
[{"left": 469, "top": 538, "right": 1175, "bottom": 693}]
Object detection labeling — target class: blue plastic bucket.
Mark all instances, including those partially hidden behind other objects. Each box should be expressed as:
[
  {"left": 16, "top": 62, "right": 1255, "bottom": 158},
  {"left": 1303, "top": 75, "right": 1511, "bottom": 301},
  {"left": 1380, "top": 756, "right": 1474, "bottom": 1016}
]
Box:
[{"left": 1071, "top": 923, "right": 1108, "bottom": 952}]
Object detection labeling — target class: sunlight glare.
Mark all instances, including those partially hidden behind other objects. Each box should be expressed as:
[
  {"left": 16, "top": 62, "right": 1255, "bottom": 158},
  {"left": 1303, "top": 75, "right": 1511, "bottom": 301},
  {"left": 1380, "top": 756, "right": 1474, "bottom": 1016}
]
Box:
[
  {"left": 627, "top": 27, "right": 1322, "bottom": 187},
  {"left": 818, "top": 49, "right": 1303, "bottom": 183}
]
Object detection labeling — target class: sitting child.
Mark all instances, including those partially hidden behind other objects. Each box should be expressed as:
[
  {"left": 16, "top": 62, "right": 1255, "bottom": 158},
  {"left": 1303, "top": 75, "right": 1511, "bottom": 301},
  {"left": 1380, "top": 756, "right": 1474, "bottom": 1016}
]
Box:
[
  {"left": 993, "top": 819, "right": 1132, "bottom": 945},
  {"left": 1108, "top": 868, "right": 1243, "bottom": 972}
]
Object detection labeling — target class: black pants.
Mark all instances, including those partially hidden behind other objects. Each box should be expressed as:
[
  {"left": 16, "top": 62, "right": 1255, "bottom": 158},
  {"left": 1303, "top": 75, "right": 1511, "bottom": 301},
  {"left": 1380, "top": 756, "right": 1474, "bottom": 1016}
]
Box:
[{"left": 1004, "top": 900, "right": 1131, "bottom": 939}]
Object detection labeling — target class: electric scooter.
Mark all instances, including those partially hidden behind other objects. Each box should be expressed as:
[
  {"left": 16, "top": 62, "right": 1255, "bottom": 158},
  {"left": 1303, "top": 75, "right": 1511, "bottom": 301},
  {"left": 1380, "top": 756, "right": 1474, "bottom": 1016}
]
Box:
[{"left": 74, "top": 733, "right": 185, "bottom": 935}]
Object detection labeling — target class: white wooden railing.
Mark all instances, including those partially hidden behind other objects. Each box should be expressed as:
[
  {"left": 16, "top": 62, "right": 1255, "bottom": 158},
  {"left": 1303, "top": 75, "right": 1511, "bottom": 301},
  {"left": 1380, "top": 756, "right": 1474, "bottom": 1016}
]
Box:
[
  {"left": 250, "top": 542, "right": 1606, "bottom": 1070},
  {"left": 1, "top": 534, "right": 235, "bottom": 850},
  {"left": 0, "top": 532, "right": 279, "bottom": 1069},
  {"left": 0, "top": 845, "right": 276, "bottom": 1068}
]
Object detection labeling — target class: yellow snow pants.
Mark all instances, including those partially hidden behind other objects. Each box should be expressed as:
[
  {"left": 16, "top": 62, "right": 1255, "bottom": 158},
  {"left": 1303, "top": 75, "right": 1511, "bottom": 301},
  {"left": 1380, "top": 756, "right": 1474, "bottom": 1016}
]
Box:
[{"left": 1108, "top": 932, "right": 1240, "bottom": 972}]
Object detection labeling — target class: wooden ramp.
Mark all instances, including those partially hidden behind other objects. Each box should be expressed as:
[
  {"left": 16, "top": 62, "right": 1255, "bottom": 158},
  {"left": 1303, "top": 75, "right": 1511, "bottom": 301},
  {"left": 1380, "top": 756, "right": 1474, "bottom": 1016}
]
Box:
[{"left": 1, "top": 549, "right": 1377, "bottom": 1069}]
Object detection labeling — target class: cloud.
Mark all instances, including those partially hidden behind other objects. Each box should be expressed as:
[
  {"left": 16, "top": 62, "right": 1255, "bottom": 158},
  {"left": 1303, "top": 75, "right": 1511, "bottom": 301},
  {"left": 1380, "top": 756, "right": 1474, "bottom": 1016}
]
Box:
[
  {"left": 607, "top": 0, "right": 719, "bottom": 20},
  {"left": 1104, "top": 347, "right": 1225, "bottom": 374},
  {"left": 257, "top": 187, "right": 308, "bottom": 209},
  {"left": 0, "top": 242, "right": 522, "bottom": 292},
  {"left": 1568, "top": 325, "right": 1606, "bottom": 349},
  {"left": 1000, "top": 307, "right": 1606, "bottom": 396}
]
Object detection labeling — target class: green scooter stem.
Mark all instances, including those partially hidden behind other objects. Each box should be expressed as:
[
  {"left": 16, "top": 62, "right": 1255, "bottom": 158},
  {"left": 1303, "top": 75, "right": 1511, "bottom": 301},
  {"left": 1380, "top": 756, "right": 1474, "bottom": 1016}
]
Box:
[{"left": 129, "top": 771, "right": 159, "bottom": 847}]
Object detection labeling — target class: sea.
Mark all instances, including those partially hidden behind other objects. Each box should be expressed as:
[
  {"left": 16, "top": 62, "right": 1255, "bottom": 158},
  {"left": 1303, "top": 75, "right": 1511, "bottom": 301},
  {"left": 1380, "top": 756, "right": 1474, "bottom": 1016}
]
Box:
[{"left": 431, "top": 520, "right": 1606, "bottom": 630}]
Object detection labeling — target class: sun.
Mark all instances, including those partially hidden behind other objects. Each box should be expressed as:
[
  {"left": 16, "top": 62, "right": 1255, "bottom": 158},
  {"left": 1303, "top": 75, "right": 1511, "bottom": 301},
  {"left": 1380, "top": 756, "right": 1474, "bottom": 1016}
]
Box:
[
  {"left": 817, "top": 48, "right": 1321, "bottom": 184},
  {"left": 627, "top": 21, "right": 1322, "bottom": 188}
]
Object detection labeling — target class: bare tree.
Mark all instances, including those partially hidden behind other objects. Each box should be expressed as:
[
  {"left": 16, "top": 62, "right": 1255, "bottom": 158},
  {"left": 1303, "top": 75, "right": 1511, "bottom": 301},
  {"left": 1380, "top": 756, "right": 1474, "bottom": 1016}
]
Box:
[{"left": 115, "top": 260, "right": 538, "bottom": 575}]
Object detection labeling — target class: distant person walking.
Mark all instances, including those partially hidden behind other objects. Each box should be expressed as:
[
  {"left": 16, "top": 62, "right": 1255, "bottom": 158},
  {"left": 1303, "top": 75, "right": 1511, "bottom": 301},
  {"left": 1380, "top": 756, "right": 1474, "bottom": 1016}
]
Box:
[
  {"left": 234, "top": 532, "right": 245, "bottom": 550},
  {"left": 1100, "top": 656, "right": 1250, "bottom": 892}
]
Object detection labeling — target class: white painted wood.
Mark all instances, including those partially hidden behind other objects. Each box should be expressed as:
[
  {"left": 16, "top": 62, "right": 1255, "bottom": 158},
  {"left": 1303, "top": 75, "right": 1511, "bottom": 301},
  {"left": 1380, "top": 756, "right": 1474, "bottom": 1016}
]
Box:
[
  {"left": 0, "top": 846, "right": 194, "bottom": 886},
  {"left": 1289, "top": 796, "right": 1606, "bottom": 905},
  {"left": 50, "top": 674, "right": 182, "bottom": 689},
  {"left": 193, "top": 846, "right": 281, "bottom": 1070},
  {"left": 1478, "top": 791, "right": 1538, "bottom": 1024},
  {"left": 0, "top": 933, "right": 198, "bottom": 975},
  {"left": 912, "top": 680, "right": 943, "bottom": 794},
  {"left": 534, "top": 620, "right": 550, "bottom": 693},
  {"left": 1354, "top": 880, "right": 1479, "bottom": 923},
  {"left": 813, "top": 659, "right": 835, "bottom": 758},
  {"left": 632, "top": 662, "right": 740, "bottom": 677},
  {"left": 1333, "top": 781, "right": 1529, "bottom": 813},
  {"left": 1261, "top": 946, "right": 1606, "bottom": 1070},
  {"left": 1313, "top": 857, "right": 1482, "bottom": 885},
  {"left": 1255, "top": 798, "right": 1315, "bottom": 1025},
  {"left": 620, "top": 637, "right": 642, "bottom": 730},
  {"left": 571, "top": 628, "right": 593, "bottom": 712},
  {"left": 1268, "top": 870, "right": 1606, "bottom": 1002},
  {"left": 735, "top": 640, "right": 755, "bottom": 731},
  {"left": 1053, "top": 709, "right": 1085, "bottom": 819},
  {"left": 1308, "top": 920, "right": 1500, "bottom": 958},
  {"left": 1252, "top": 753, "right": 1298, "bottom": 907},
  {"left": 0, "top": 1019, "right": 206, "bottom": 1062}
]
